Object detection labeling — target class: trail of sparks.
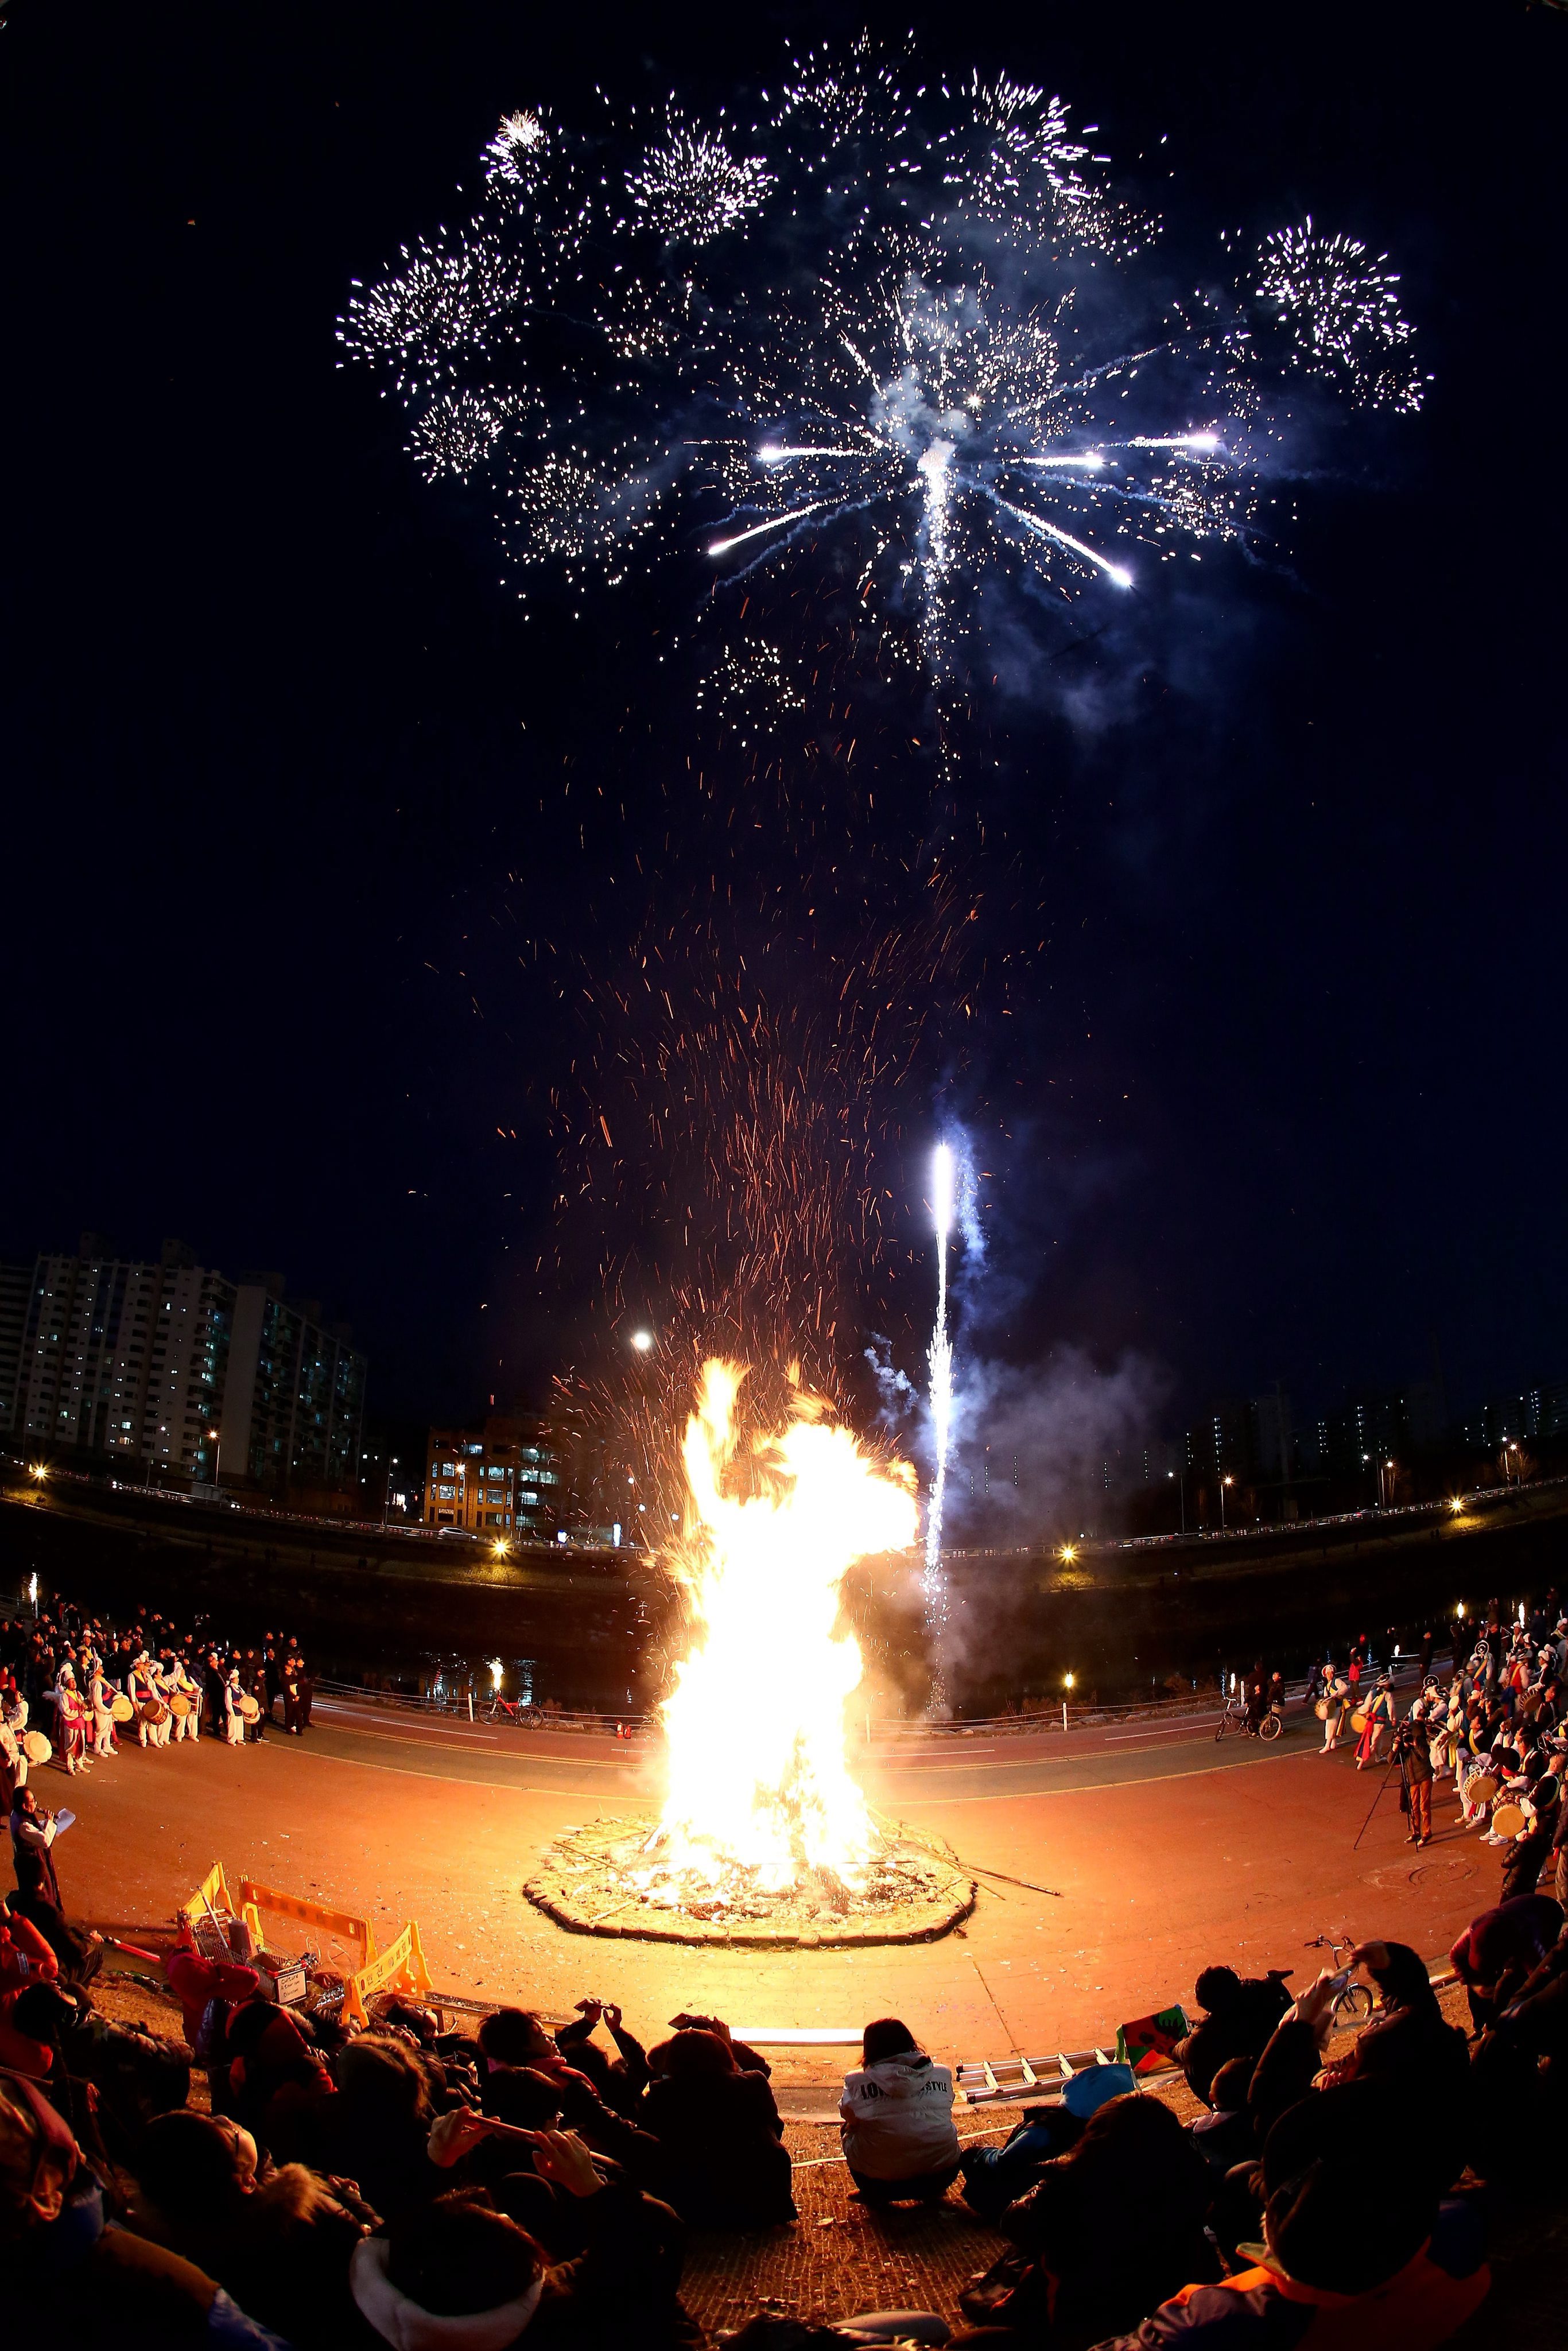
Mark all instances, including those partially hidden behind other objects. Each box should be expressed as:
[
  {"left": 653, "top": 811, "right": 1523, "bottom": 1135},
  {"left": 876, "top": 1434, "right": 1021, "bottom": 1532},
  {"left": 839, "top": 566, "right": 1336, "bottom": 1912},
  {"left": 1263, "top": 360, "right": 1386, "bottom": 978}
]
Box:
[{"left": 923, "top": 1141, "right": 955, "bottom": 1710}]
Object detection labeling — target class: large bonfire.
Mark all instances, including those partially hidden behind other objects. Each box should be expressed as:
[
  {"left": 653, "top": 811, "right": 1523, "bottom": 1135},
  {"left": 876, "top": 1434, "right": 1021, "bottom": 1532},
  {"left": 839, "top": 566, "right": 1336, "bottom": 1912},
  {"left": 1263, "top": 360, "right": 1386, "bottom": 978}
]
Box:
[
  {"left": 653, "top": 1357, "right": 915, "bottom": 1899},
  {"left": 523, "top": 1358, "right": 975, "bottom": 1943}
]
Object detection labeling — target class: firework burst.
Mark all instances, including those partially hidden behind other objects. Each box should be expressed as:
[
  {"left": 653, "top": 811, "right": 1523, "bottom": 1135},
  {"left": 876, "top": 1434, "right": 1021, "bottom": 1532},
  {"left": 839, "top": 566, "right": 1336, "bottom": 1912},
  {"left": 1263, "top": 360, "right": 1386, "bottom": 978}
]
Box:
[{"left": 340, "top": 37, "right": 1423, "bottom": 711}]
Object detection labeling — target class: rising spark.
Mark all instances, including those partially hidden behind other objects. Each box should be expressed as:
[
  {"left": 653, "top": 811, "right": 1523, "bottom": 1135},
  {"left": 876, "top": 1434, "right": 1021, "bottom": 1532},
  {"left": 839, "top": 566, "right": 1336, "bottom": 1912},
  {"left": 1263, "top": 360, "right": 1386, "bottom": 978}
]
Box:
[{"left": 923, "top": 1141, "right": 955, "bottom": 1710}]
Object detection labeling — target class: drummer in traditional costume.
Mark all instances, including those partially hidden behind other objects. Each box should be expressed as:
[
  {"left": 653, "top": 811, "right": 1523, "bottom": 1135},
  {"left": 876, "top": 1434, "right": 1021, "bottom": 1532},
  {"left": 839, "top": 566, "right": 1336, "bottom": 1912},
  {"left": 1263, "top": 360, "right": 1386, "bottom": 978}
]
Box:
[
  {"left": 1355, "top": 1673, "right": 1397, "bottom": 1770},
  {"left": 126, "top": 1650, "right": 165, "bottom": 1749},
  {"left": 1316, "top": 1672, "right": 1352, "bottom": 1753},
  {"left": 222, "top": 1665, "right": 247, "bottom": 1747},
  {"left": 2, "top": 1685, "right": 29, "bottom": 1794},
  {"left": 52, "top": 1665, "right": 90, "bottom": 1776},
  {"left": 86, "top": 1657, "right": 119, "bottom": 1759},
  {"left": 0, "top": 1693, "right": 25, "bottom": 1805},
  {"left": 164, "top": 1654, "right": 200, "bottom": 1742}
]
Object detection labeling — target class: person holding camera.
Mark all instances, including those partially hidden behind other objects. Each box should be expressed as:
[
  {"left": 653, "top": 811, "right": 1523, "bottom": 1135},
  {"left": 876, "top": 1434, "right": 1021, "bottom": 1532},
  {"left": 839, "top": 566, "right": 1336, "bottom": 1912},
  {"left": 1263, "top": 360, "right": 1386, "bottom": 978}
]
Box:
[{"left": 1400, "top": 1701, "right": 1436, "bottom": 1845}]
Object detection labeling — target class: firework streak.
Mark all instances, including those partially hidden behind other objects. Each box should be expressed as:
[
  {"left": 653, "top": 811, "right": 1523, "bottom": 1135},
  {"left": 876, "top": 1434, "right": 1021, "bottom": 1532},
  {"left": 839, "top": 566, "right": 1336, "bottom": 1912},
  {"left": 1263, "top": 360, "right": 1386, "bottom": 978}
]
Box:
[{"left": 923, "top": 1142, "right": 956, "bottom": 1706}]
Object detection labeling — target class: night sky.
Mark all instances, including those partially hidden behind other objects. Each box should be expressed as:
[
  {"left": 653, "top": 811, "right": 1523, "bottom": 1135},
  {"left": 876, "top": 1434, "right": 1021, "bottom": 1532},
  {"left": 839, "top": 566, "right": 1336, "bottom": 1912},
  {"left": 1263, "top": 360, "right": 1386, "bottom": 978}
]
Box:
[{"left": 2, "top": 1, "right": 1563, "bottom": 1458}]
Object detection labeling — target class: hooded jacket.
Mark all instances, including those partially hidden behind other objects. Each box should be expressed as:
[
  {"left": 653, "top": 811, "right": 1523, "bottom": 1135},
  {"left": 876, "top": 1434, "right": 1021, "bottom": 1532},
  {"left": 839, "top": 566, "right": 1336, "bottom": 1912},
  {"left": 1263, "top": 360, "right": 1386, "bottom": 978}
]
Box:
[
  {"left": 350, "top": 2179, "right": 698, "bottom": 2351},
  {"left": 838, "top": 2049, "right": 959, "bottom": 2178}
]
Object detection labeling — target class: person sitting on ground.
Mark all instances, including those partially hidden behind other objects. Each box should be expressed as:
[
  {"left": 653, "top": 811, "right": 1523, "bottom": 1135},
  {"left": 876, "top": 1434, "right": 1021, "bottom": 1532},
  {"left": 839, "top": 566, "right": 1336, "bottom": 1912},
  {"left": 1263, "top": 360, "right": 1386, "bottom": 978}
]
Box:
[
  {"left": 130, "top": 2107, "right": 379, "bottom": 2350},
  {"left": 980, "top": 2091, "right": 1218, "bottom": 2348},
  {"left": 480, "top": 2007, "right": 597, "bottom": 2094},
  {"left": 1187, "top": 2055, "right": 1260, "bottom": 2179},
  {"left": 1249, "top": 1938, "right": 1468, "bottom": 2140},
  {"left": 642, "top": 2023, "right": 795, "bottom": 2226},
  {"left": 271, "top": 2030, "right": 451, "bottom": 2220},
  {"left": 839, "top": 2018, "right": 960, "bottom": 2209},
  {"left": 0, "top": 2073, "right": 292, "bottom": 2346},
  {"left": 1448, "top": 1892, "right": 1563, "bottom": 2033},
  {"left": 555, "top": 1997, "right": 652, "bottom": 2116},
  {"left": 351, "top": 2128, "right": 700, "bottom": 2351},
  {"left": 1173, "top": 1965, "right": 1293, "bottom": 2107},
  {"left": 0, "top": 1903, "right": 59, "bottom": 2078},
  {"left": 958, "top": 2073, "right": 1112, "bottom": 2226},
  {"left": 220, "top": 1998, "right": 336, "bottom": 2155},
  {"left": 1073, "top": 2085, "right": 1489, "bottom": 2350}
]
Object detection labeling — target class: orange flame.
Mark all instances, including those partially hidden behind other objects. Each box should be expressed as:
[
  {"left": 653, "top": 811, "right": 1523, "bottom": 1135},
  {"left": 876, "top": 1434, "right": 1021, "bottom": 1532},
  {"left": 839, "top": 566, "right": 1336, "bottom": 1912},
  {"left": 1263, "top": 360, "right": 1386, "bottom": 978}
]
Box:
[{"left": 655, "top": 1359, "right": 917, "bottom": 1896}]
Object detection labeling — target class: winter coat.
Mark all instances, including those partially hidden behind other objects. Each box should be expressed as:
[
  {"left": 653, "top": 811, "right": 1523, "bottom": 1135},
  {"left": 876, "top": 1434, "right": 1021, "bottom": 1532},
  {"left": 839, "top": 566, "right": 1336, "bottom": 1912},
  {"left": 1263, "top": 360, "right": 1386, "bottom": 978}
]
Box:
[
  {"left": 348, "top": 2180, "right": 700, "bottom": 2351},
  {"left": 838, "top": 2049, "right": 959, "bottom": 2180},
  {"left": 1175, "top": 1976, "right": 1293, "bottom": 2106},
  {"left": 1081, "top": 2210, "right": 1488, "bottom": 2349},
  {"left": 6, "top": 2170, "right": 291, "bottom": 2348},
  {"left": 130, "top": 2161, "right": 381, "bottom": 2351},
  {"left": 641, "top": 2067, "right": 795, "bottom": 2225}
]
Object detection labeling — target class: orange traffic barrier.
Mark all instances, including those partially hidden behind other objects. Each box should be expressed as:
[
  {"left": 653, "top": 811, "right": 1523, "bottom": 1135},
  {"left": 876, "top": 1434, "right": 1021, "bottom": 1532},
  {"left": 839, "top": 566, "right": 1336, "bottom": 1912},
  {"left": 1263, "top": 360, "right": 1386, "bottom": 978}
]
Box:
[
  {"left": 236, "top": 1879, "right": 377, "bottom": 1972},
  {"left": 177, "top": 1860, "right": 235, "bottom": 1927},
  {"left": 348, "top": 1918, "right": 433, "bottom": 2022}
]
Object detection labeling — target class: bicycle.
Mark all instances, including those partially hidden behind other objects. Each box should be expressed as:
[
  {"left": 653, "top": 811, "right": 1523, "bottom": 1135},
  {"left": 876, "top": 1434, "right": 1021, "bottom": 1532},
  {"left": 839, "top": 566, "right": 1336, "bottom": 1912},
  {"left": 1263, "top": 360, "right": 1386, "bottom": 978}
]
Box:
[
  {"left": 1214, "top": 1693, "right": 1283, "bottom": 1743},
  {"left": 1303, "top": 1931, "right": 1375, "bottom": 2028}
]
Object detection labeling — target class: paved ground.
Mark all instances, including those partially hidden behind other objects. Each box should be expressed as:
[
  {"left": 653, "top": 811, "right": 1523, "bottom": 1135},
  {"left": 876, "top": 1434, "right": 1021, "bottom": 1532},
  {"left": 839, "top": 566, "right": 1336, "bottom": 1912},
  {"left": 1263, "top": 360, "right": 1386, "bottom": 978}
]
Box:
[{"left": 35, "top": 1696, "right": 1503, "bottom": 2075}]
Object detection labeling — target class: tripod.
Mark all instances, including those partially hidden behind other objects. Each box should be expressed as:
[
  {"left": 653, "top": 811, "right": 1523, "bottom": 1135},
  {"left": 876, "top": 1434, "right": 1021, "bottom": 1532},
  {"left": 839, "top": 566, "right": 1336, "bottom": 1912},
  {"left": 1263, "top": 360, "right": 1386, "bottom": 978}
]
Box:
[{"left": 1352, "top": 1744, "right": 1410, "bottom": 1852}]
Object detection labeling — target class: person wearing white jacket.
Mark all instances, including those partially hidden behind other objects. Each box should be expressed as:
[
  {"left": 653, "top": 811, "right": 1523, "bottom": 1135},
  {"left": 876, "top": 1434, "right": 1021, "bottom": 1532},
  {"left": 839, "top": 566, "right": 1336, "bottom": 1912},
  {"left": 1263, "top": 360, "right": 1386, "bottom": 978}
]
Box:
[{"left": 839, "top": 2017, "right": 960, "bottom": 2206}]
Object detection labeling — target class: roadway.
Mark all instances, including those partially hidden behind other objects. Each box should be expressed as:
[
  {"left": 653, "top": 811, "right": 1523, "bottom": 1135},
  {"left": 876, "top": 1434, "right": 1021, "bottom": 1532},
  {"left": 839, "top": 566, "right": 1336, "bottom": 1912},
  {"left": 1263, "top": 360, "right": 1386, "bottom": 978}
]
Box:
[{"left": 44, "top": 1694, "right": 1493, "bottom": 2078}]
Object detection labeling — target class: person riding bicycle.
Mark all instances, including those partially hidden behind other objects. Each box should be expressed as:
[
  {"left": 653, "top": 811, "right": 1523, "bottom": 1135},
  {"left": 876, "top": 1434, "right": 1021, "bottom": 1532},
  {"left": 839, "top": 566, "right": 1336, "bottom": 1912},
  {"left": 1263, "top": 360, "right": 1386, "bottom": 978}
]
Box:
[{"left": 1244, "top": 1666, "right": 1268, "bottom": 1736}]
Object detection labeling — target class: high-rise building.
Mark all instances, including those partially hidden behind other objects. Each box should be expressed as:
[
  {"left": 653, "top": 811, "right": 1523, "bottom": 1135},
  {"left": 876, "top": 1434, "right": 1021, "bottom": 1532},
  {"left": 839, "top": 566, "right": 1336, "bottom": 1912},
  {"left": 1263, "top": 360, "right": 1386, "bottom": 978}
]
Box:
[
  {"left": 424, "top": 1413, "right": 560, "bottom": 1537},
  {"left": 1461, "top": 1382, "right": 1568, "bottom": 1452},
  {"left": 0, "top": 1237, "right": 365, "bottom": 1496}
]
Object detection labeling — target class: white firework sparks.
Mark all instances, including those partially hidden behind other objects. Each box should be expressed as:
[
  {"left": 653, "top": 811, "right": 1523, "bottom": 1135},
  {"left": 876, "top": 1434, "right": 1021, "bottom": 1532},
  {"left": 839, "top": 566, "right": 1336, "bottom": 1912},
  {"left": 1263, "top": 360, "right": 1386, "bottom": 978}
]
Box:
[
  {"left": 341, "top": 37, "right": 1423, "bottom": 707},
  {"left": 484, "top": 108, "right": 548, "bottom": 186},
  {"left": 1254, "top": 219, "right": 1423, "bottom": 410},
  {"left": 340, "top": 236, "right": 518, "bottom": 397},
  {"left": 407, "top": 387, "right": 524, "bottom": 480},
  {"left": 625, "top": 115, "right": 774, "bottom": 245}
]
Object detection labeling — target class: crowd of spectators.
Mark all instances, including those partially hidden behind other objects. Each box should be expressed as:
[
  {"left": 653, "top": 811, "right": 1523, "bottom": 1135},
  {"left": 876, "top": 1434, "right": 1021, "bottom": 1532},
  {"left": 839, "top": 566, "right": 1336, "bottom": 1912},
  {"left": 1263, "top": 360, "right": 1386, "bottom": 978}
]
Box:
[
  {"left": 7, "top": 1873, "right": 1563, "bottom": 2351},
  {"left": 0, "top": 1595, "right": 316, "bottom": 1795},
  {"left": 5, "top": 1582, "right": 1568, "bottom": 2345},
  {"left": 1305, "top": 1594, "right": 1568, "bottom": 1898}
]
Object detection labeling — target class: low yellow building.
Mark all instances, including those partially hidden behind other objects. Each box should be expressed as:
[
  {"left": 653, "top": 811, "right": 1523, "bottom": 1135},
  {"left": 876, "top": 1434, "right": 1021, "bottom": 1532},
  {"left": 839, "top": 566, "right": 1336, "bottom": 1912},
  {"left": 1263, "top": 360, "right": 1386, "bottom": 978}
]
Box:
[{"left": 424, "top": 1412, "right": 558, "bottom": 1537}]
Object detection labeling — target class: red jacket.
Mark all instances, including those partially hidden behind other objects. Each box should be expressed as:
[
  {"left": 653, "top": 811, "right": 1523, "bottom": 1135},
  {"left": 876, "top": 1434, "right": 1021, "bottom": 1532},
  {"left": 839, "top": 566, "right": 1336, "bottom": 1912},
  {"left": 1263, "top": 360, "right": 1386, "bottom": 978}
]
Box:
[{"left": 0, "top": 1909, "right": 61, "bottom": 2076}]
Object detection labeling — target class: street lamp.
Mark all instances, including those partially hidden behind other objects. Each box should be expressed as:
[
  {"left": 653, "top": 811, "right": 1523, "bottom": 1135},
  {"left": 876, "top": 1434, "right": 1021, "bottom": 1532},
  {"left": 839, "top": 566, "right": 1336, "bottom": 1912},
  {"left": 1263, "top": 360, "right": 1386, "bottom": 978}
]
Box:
[
  {"left": 1167, "top": 1467, "right": 1186, "bottom": 1534},
  {"left": 205, "top": 1429, "right": 220, "bottom": 1486},
  {"left": 1062, "top": 1670, "right": 1075, "bottom": 1732},
  {"left": 1219, "top": 1473, "right": 1235, "bottom": 1530},
  {"left": 29, "top": 1463, "right": 47, "bottom": 1484},
  {"left": 1059, "top": 1541, "right": 1077, "bottom": 1566}
]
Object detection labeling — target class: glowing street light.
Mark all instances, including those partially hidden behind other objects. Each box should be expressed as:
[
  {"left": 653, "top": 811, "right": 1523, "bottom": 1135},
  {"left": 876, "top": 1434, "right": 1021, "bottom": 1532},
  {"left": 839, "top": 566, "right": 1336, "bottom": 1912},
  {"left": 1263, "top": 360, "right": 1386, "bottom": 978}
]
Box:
[
  {"left": 1218, "top": 1472, "right": 1235, "bottom": 1529},
  {"left": 1062, "top": 1670, "right": 1076, "bottom": 1733},
  {"left": 630, "top": 1330, "right": 654, "bottom": 1353},
  {"left": 29, "top": 1463, "right": 47, "bottom": 1483},
  {"left": 1059, "top": 1542, "right": 1077, "bottom": 1566}
]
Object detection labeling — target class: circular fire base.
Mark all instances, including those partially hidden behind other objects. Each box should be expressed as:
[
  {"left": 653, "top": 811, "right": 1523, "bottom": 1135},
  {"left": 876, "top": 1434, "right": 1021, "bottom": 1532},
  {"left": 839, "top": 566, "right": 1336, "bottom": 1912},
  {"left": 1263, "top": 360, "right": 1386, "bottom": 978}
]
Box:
[{"left": 524, "top": 1819, "right": 976, "bottom": 1948}]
